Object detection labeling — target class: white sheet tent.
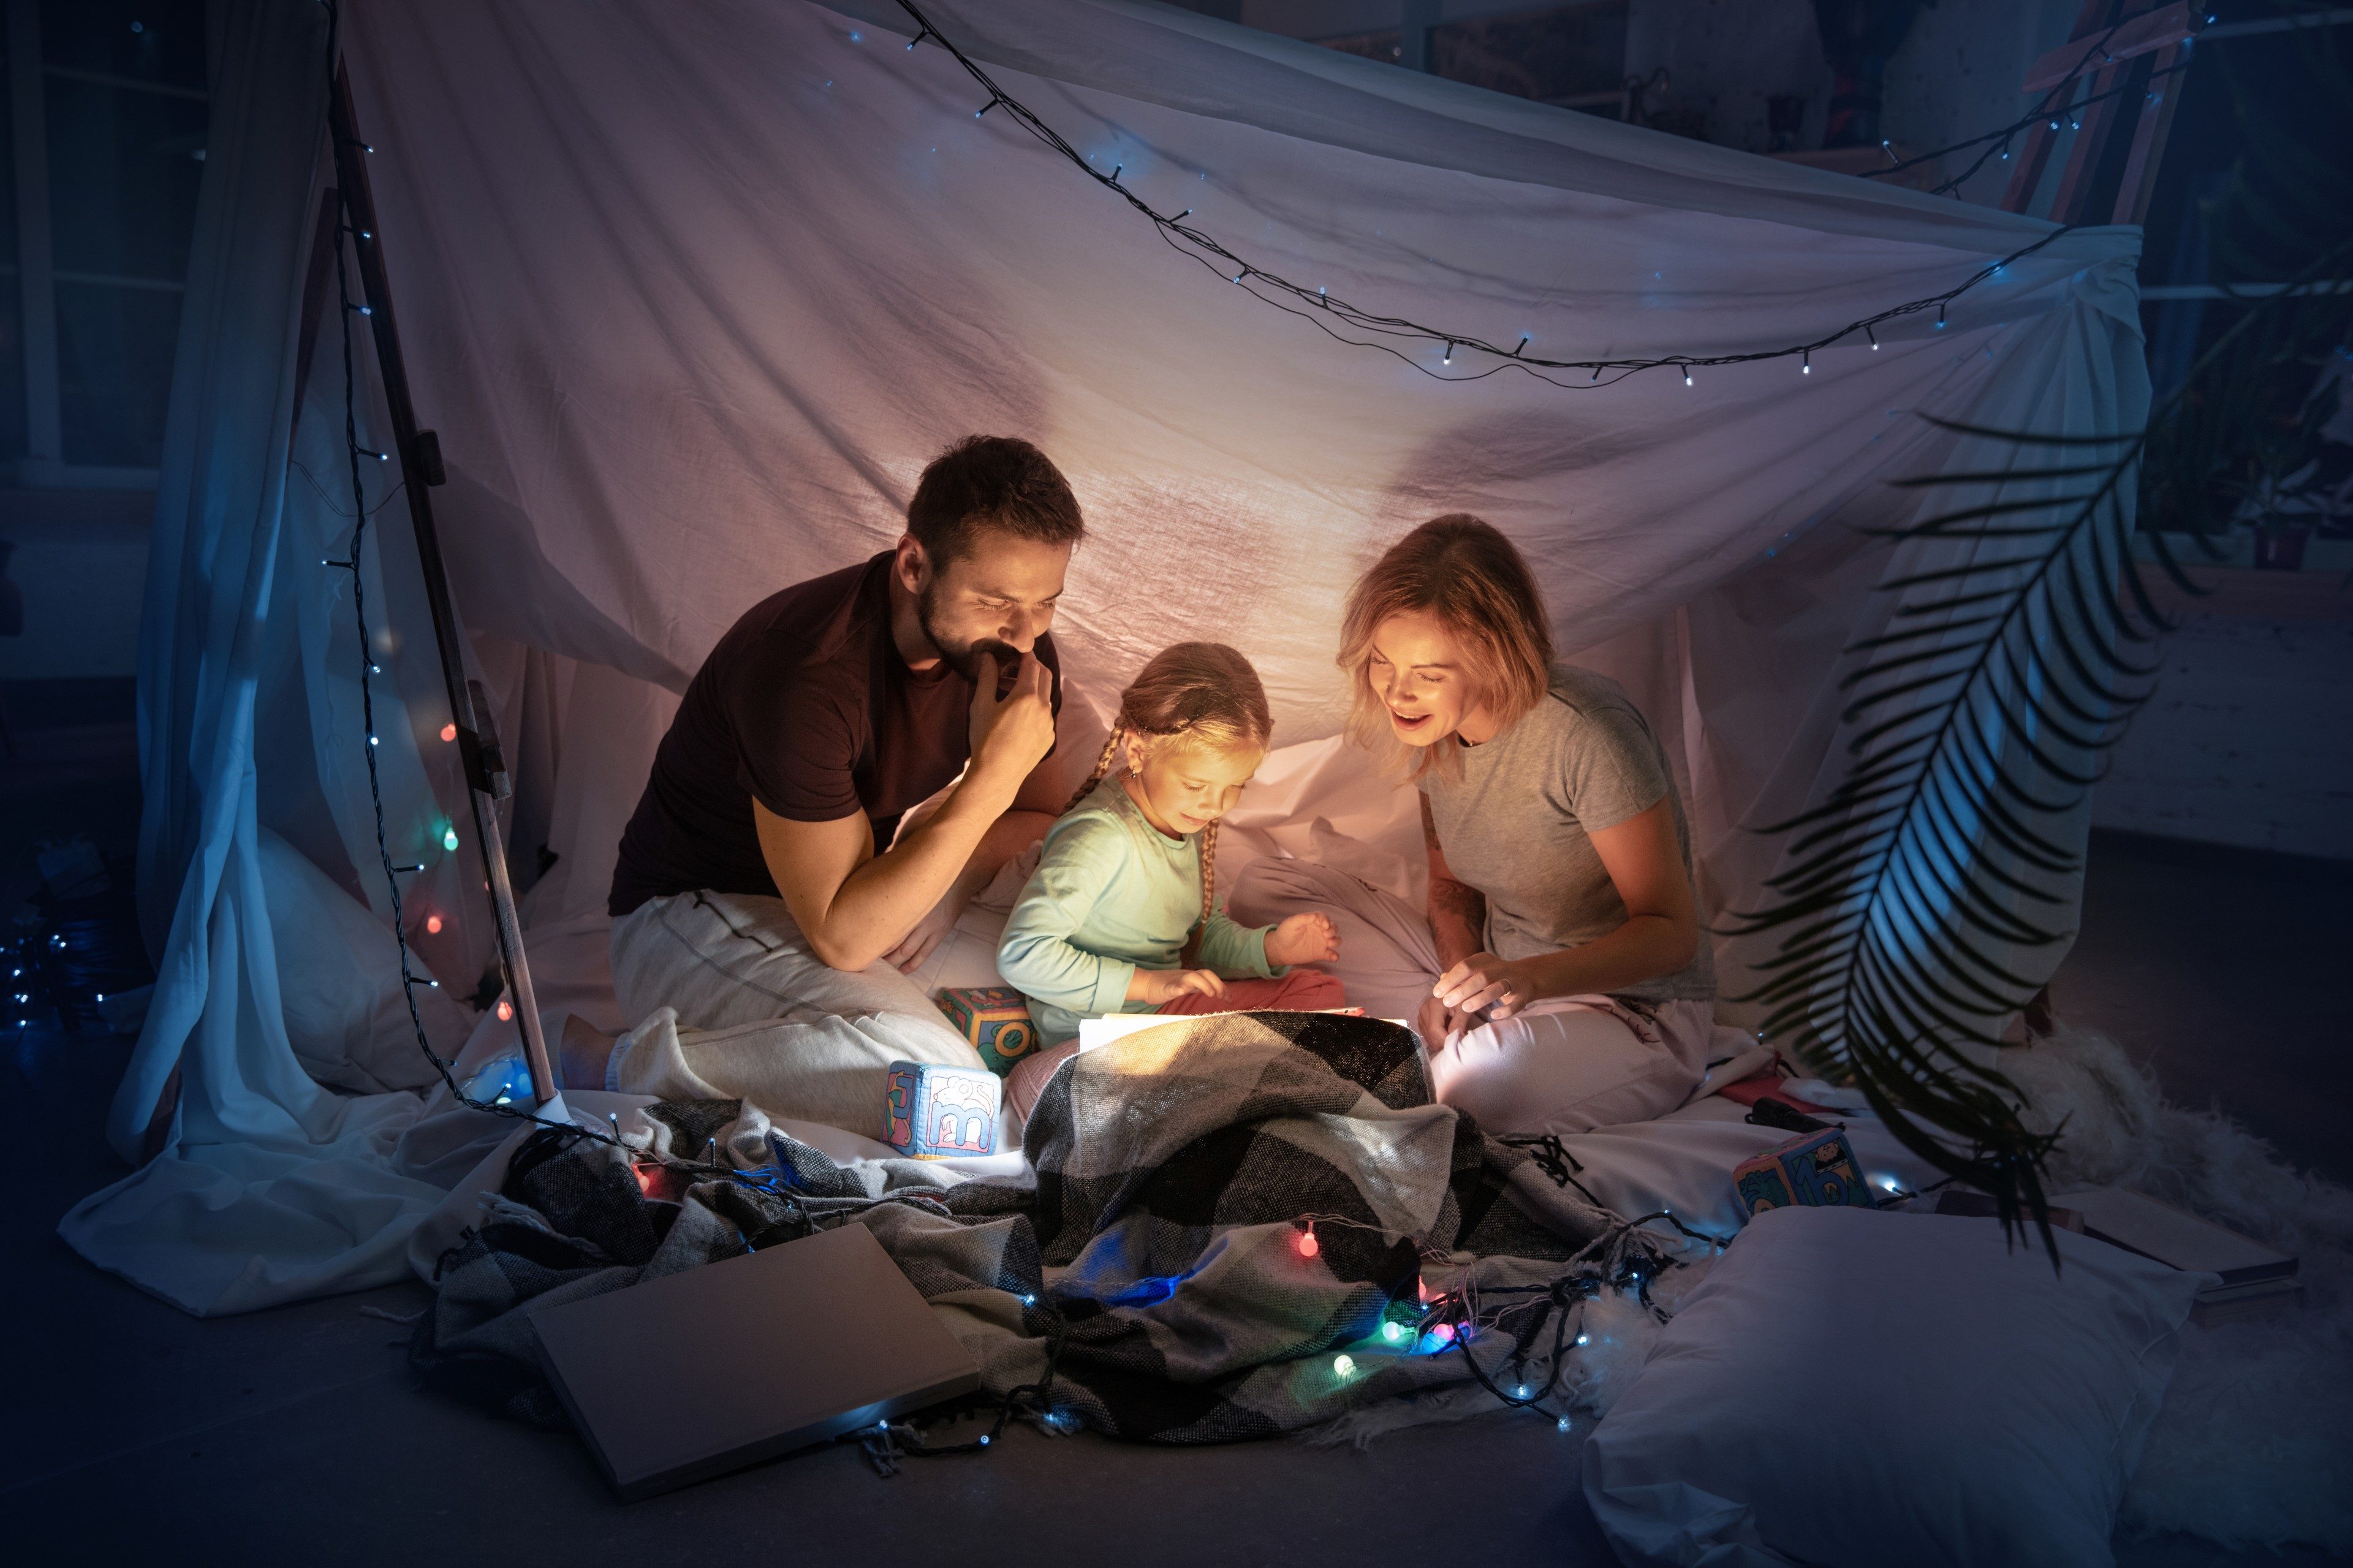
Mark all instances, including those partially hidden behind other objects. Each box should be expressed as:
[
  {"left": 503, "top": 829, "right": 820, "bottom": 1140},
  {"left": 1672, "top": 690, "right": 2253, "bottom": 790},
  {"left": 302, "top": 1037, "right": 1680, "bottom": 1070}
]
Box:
[{"left": 64, "top": 0, "right": 2145, "bottom": 1316}]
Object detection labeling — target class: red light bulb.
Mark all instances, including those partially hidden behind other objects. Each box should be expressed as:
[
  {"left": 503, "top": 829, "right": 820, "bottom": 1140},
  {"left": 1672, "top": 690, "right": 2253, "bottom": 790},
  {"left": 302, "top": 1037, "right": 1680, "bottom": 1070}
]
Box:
[
  {"left": 1295, "top": 1224, "right": 1319, "bottom": 1259},
  {"left": 440, "top": 723, "right": 457, "bottom": 743},
  {"left": 424, "top": 914, "right": 442, "bottom": 934}
]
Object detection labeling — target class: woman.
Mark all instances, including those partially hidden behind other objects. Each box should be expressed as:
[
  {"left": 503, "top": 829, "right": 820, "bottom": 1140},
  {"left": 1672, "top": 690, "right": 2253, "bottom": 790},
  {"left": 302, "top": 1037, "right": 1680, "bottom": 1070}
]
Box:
[{"left": 1228, "top": 515, "right": 1735, "bottom": 1136}]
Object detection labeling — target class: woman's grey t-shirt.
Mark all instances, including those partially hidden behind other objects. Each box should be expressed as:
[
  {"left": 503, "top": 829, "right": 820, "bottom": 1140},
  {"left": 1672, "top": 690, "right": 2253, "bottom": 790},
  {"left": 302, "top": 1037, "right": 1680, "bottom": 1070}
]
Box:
[{"left": 1419, "top": 666, "right": 1713, "bottom": 1004}]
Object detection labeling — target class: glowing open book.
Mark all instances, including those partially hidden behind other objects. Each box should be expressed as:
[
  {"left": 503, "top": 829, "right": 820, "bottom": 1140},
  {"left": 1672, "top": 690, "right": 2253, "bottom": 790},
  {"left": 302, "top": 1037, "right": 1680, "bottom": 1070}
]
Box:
[{"left": 1075, "top": 1009, "right": 1406, "bottom": 1051}]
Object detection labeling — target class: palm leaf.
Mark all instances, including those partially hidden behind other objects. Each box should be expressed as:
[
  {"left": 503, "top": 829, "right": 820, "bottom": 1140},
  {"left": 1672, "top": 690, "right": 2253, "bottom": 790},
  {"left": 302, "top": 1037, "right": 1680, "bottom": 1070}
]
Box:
[
  {"left": 1722, "top": 15, "right": 2353, "bottom": 1254},
  {"left": 1725, "top": 228, "right": 2353, "bottom": 1256}
]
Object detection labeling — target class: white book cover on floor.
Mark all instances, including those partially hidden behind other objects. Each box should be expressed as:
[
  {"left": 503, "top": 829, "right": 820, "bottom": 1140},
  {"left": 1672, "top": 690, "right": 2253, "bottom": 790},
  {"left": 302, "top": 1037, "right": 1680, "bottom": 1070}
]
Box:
[{"left": 2053, "top": 1186, "right": 2297, "bottom": 1286}]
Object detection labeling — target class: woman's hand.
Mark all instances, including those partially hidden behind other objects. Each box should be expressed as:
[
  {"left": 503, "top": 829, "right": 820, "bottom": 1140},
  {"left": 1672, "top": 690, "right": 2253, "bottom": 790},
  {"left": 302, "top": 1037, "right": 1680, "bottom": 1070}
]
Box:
[
  {"left": 1128, "top": 967, "right": 1228, "bottom": 1007},
  {"left": 1433, "top": 952, "right": 1531, "bottom": 1021},
  {"left": 1264, "top": 911, "right": 1340, "bottom": 968},
  {"left": 1415, "top": 993, "right": 1485, "bottom": 1050}
]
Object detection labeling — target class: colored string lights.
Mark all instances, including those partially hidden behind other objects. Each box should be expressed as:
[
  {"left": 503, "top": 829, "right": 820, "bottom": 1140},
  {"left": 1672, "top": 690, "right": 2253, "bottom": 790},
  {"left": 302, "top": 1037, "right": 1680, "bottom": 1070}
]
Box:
[
  {"left": 307, "top": 1, "right": 809, "bottom": 1198},
  {"left": 885, "top": 0, "right": 2077, "bottom": 390}
]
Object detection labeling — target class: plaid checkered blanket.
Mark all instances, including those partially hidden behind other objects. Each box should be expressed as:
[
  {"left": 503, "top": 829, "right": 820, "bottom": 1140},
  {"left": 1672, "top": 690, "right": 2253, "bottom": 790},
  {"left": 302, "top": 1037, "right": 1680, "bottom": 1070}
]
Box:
[{"left": 419, "top": 1011, "right": 1675, "bottom": 1443}]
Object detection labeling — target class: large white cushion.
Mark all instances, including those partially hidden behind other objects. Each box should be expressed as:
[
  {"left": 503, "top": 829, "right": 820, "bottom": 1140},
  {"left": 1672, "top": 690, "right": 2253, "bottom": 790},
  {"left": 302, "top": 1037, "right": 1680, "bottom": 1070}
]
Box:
[
  {"left": 258, "top": 828, "right": 476, "bottom": 1094},
  {"left": 1583, "top": 1205, "right": 2204, "bottom": 1568}
]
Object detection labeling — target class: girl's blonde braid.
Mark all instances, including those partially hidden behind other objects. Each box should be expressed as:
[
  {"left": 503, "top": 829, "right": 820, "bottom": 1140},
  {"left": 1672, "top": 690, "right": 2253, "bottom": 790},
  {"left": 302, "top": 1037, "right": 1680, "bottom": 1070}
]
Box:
[
  {"left": 1058, "top": 720, "right": 1127, "bottom": 817},
  {"left": 1194, "top": 819, "right": 1219, "bottom": 949}
]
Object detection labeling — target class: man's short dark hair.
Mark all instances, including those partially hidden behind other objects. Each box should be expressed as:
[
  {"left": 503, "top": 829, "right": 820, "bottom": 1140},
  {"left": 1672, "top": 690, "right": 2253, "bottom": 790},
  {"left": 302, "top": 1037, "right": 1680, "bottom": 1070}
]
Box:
[{"left": 906, "top": 435, "right": 1085, "bottom": 567}]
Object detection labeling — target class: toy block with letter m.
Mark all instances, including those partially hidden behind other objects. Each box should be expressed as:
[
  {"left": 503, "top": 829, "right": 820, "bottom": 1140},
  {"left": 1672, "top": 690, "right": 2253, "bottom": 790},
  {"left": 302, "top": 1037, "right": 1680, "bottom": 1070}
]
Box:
[{"left": 882, "top": 1061, "right": 1001, "bottom": 1160}]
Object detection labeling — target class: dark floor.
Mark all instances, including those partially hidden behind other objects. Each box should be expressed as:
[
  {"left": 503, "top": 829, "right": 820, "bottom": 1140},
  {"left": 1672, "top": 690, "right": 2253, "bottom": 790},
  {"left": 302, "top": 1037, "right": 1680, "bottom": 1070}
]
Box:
[
  {"left": 2056, "top": 829, "right": 2353, "bottom": 1188},
  {"left": 3, "top": 711, "right": 2346, "bottom": 1565}
]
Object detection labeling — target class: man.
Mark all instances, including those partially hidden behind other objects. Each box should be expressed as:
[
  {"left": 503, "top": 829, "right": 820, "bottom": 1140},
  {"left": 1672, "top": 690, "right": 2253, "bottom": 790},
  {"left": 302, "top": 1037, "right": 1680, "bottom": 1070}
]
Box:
[{"left": 575, "top": 436, "right": 1080, "bottom": 1133}]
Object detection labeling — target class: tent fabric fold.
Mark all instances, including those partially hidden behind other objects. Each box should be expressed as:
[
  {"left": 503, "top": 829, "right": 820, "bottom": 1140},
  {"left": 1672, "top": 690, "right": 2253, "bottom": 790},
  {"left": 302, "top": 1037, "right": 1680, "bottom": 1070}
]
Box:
[{"left": 67, "top": 0, "right": 2143, "bottom": 1314}]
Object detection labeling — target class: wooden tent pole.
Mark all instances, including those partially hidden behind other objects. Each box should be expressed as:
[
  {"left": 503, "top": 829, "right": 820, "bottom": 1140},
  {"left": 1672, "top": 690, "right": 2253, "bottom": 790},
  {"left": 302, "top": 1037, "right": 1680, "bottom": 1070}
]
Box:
[{"left": 325, "top": 63, "right": 558, "bottom": 1110}]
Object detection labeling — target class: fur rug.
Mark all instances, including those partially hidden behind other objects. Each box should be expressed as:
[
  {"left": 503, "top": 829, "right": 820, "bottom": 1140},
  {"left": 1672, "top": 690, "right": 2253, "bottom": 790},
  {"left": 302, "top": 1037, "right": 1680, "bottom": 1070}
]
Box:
[{"left": 1999, "top": 1026, "right": 2353, "bottom": 1555}]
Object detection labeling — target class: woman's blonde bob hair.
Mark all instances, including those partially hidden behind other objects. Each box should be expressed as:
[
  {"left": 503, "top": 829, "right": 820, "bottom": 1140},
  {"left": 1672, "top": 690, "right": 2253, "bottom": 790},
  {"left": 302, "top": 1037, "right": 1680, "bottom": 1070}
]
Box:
[{"left": 1338, "top": 515, "right": 1554, "bottom": 781}]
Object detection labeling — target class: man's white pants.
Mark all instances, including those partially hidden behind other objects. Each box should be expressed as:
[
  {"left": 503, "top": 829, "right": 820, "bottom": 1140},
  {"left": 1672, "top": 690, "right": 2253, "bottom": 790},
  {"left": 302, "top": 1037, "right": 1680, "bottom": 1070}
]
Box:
[{"left": 607, "top": 890, "right": 980, "bottom": 1137}]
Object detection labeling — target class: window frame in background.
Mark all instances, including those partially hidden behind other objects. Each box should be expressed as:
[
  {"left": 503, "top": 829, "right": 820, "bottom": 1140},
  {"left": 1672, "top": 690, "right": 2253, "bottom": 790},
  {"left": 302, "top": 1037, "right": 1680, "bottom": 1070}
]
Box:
[{"left": 4, "top": 0, "right": 208, "bottom": 490}]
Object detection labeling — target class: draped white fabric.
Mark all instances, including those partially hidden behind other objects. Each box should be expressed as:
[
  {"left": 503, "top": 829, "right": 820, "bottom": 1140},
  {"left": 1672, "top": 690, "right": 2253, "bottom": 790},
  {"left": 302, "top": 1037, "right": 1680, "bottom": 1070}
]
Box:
[{"left": 64, "top": 0, "right": 2144, "bottom": 1314}]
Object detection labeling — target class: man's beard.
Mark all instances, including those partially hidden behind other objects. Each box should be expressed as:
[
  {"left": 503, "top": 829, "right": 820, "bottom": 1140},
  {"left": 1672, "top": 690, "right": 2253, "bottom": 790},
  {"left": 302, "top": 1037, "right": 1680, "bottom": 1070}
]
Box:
[{"left": 916, "top": 579, "right": 1020, "bottom": 686}]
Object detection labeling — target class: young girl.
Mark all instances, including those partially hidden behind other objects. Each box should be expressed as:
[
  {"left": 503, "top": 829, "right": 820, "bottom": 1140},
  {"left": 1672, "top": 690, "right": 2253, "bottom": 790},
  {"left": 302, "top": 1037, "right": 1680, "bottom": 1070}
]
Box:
[{"left": 996, "top": 642, "right": 1344, "bottom": 1122}]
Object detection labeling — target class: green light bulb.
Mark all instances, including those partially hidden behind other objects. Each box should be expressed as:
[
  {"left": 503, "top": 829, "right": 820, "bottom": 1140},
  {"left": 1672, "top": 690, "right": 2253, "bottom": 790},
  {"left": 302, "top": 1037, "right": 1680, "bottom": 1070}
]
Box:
[{"left": 442, "top": 827, "right": 460, "bottom": 852}]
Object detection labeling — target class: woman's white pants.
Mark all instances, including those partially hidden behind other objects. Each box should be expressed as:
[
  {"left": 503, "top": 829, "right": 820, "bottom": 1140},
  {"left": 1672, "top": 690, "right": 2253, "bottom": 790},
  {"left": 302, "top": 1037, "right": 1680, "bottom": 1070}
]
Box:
[{"left": 1229, "top": 858, "right": 1732, "bottom": 1137}]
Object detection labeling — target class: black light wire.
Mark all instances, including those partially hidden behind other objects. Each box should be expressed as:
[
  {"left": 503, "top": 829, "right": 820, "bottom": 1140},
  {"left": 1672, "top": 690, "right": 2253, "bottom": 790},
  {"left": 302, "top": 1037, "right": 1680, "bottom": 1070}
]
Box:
[
  {"left": 890, "top": 0, "right": 2079, "bottom": 390},
  {"left": 1861, "top": 15, "right": 2185, "bottom": 195},
  {"left": 1887, "top": 61, "right": 2192, "bottom": 200},
  {"left": 1415, "top": 1208, "right": 1694, "bottom": 1430}
]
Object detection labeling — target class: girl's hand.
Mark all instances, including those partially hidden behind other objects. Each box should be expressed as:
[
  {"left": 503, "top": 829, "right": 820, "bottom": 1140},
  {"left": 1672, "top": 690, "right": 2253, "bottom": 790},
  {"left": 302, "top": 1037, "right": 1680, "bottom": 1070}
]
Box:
[
  {"left": 1130, "top": 968, "right": 1228, "bottom": 1006},
  {"left": 1265, "top": 912, "right": 1340, "bottom": 968},
  {"left": 1433, "top": 952, "right": 1530, "bottom": 1021}
]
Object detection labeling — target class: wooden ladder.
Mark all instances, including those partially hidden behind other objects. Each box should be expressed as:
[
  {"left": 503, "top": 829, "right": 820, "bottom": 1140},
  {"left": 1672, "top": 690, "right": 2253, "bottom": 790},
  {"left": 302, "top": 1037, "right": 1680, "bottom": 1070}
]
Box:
[{"left": 2001, "top": 0, "right": 2200, "bottom": 225}]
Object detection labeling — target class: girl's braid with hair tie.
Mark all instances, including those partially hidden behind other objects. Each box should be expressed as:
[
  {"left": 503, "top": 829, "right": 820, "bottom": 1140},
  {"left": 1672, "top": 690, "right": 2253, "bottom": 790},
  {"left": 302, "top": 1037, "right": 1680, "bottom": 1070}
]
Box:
[
  {"left": 1054, "top": 710, "right": 1218, "bottom": 956},
  {"left": 1195, "top": 820, "right": 1218, "bottom": 941},
  {"left": 1059, "top": 719, "right": 1127, "bottom": 817}
]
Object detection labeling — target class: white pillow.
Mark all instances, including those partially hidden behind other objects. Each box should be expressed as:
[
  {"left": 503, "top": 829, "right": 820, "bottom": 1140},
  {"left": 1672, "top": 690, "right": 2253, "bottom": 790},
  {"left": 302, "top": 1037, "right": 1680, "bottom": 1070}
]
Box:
[
  {"left": 1583, "top": 1205, "right": 2204, "bottom": 1568},
  {"left": 258, "top": 828, "right": 475, "bottom": 1095}
]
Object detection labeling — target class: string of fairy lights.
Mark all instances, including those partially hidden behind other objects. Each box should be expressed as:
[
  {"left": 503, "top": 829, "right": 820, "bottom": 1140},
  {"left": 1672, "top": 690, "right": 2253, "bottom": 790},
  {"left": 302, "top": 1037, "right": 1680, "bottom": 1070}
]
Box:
[
  {"left": 311, "top": 0, "right": 849, "bottom": 1206},
  {"left": 884, "top": 0, "right": 2082, "bottom": 392}
]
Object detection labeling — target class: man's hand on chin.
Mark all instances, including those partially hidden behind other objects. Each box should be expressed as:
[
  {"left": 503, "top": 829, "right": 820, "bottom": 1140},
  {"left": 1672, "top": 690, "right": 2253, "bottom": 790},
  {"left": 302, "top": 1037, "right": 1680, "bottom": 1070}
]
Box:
[{"left": 882, "top": 882, "right": 971, "bottom": 973}]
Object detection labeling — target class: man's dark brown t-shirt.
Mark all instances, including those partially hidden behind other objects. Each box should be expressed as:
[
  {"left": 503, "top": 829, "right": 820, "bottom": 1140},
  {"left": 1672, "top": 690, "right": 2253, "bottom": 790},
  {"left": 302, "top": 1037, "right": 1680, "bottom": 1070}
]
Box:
[{"left": 608, "top": 552, "right": 1061, "bottom": 918}]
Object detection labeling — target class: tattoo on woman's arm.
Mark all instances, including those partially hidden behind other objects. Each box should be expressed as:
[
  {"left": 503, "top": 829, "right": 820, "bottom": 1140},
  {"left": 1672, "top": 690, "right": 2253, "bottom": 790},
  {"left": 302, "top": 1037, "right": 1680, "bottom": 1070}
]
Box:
[
  {"left": 1431, "top": 875, "right": 1487, "bottom": 931},
  {"left": 1423, "top": 793, "right": 1486, "bottom": 953}
]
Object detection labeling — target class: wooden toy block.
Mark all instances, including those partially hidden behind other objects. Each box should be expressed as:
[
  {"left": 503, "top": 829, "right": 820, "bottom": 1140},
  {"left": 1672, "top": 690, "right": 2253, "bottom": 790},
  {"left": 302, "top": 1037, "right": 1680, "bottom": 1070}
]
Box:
[
  {"left": 934, "top": 985, "right": 1039, "bottom": 1076},
  {"left": 882, "top": 1060, "right": 1001, "bottom": 1159},
  {"left": 1732, "top": 1127, "right": 1874, "bottom": 1218}
]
